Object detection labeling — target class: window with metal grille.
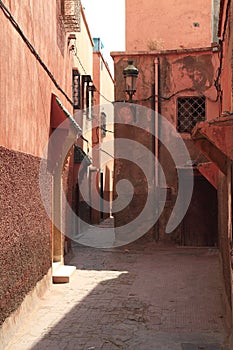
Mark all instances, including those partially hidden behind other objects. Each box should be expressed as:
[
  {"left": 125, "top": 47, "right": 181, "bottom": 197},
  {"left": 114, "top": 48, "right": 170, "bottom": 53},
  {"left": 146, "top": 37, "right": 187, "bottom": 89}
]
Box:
[
  {"left": 72, "top": 69, "right": 80, "bottom": 109},
  {"left": 81, "top": 75, "right": 96, "bottom": 119},
  {"left": 177, "top": 97, "right": 206, "bottom": 133},
  {"left": 101, "top": 112, "right": 107, "bottom": 137}
]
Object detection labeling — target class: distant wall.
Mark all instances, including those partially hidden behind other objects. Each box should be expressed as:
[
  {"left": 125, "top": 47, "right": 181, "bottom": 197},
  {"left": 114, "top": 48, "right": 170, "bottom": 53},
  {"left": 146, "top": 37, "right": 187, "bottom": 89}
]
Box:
[
  {"left": 112, "top": 49, "right": 220, "bottom": 243},
  {"left": 126, "top": 0, "right": 212, "bottom": 51}
]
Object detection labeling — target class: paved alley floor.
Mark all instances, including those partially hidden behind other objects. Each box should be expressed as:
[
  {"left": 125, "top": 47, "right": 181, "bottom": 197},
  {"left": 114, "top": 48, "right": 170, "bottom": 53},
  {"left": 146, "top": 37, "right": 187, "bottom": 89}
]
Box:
[{"left": 5, "top": 242, "right": 231, "bottom": 350}]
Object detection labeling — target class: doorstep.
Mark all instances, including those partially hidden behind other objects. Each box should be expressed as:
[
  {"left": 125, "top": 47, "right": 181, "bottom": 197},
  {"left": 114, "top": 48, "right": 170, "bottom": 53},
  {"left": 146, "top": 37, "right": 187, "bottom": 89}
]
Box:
[{"left": 52, "top": 263, "right": 76, "bottom": 283}]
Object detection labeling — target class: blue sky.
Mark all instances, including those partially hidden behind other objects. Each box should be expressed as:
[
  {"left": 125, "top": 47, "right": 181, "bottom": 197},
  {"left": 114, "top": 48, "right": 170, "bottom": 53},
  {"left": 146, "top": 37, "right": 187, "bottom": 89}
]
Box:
[{"left": 81, "top": 0, "right": 125, "bottom": 75}]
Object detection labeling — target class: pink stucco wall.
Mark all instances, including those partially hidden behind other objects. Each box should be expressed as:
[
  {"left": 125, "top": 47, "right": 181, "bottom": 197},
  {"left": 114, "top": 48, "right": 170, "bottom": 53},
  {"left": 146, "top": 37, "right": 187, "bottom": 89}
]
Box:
[
  {"left": 191, "top": 0, "right": 233, "bottom": 316},
  {"left": 0, "top": 0, "right": 74, "bottom": 157},
  {"left": 0, "top": 0, "right": 75, "bottom": 329},
  {"left": 126, "top": 0, "right": 213, "bottom": 52},
  {"left": 91, "top": 51, "right": 114, "bottom": 222},
  {"left": 112, "top": 47, "right": 220, "bottom": 243},
  {"left": 218, "top": 0, "right": 233, "bottom": 113}
]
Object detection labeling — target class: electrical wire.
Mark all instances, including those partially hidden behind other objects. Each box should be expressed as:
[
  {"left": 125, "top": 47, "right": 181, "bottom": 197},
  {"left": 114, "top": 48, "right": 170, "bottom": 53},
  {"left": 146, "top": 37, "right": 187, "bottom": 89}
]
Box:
[
  {"left": 0, "top": 0, "right": 73, "bottom": 106},
  {"left": 72, "top": 48, "right": 114, "bottom": 104},
  {"left": 102, "top": 128, "right": 114, "bottom": 133},
  {"left": 72, "top": 47, "right": 88, "bottom": 75},
  {"left": 214, "top": 0, "right": 231, "bottom": 107},
  {"left": 98, "top": 148, "right": 114, "bottom": 159},
  {"left": 95, "top": 88, "right": 114, "bottom": 104},
  {"left": 1, "top": 0, "right": 114, "bottom": 162},
  {"left": 115, "top": 87, "right": 218, "bottom": 103},
  {"left": 2, "top": 0, "right": 225, "bottom": 110}
]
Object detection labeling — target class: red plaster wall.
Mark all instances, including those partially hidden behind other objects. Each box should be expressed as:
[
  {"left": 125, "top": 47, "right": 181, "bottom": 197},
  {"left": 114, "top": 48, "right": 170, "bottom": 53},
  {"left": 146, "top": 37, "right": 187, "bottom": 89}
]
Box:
[
  {"left": 91, "top": 54, "right": 101, "bottom": 222},
  {"left": 0, "top": 0, "right": 74, "bottom": 157},
  {"left": 0, "top": 146, "right": 51, "bottom": 325},
  {"left": 218, "top": 171, "right": 232, "bottom": 309},
  {"left": 91, "top": 52, "right": 114, "bottom": 223},
  {"left": 112, "top": 50, "right": 220, "bottom": 242},
  {"left": 158, "top": 51, "right": 220, "bottom": 186},
  {"left": 218, "top": 0, "right": 233, "bottom": 113},
  {"left": 126, "top": 0, "right": 212, "bottom": 51},
  {"left": 219, "top": 0, "right": 233, "bottom": 313},
  {"left": 0, "top": 0, "right": 74, "bottom": 325},
  {"left": 62, "top": 150, "right": 74, "bottom": 252},
  {"left": 93, "top": 53, "right": 101, "bottom": 106}
]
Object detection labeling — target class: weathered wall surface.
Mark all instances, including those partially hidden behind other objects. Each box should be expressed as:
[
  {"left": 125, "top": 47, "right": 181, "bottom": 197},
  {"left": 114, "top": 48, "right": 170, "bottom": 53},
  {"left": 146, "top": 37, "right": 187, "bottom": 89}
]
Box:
[
  {"left": 74, "top": 7, "right": 93, "bottom": 76},
  {"left": 112, "top": 49, "right": 220, "bottom": 242},
  {"left": 217, "top": 0, "right": 233, "bottom": 320},
  {"left": 90, "top": 51, "right": 114, "bottom": 223},
  {"left": 218, "top": 170, "right": 232, "bottom": 311},
  {"left": 218, "top": 0, "right": 233, "bottom": 112},
  {"left": 0, "top": 146, "right": 51, "bottom": 325},
  {"left": 0, "top": 0, "right": 75, "bottom": 327},
  {"left": 0, "top": 0, "right": 74, "bottom": 157},
  {"left": 159, "top": 51, "right": 219, "bottom": 188},
  {"left": 112, "top": 100, "right": 155, "bottom": 243},
  {"left": 126, "top": 0, "right": 212, "bottom": 51}
]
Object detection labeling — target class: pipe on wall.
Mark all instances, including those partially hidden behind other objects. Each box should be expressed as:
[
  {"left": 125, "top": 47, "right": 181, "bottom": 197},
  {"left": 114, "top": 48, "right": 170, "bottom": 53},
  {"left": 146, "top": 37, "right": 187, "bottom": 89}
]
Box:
[
  {"left": 154, "top": 57, "right": 159, "bottom": 188},
  {"left": 154, "top": 57, "right": 159, "bottom": 241}
]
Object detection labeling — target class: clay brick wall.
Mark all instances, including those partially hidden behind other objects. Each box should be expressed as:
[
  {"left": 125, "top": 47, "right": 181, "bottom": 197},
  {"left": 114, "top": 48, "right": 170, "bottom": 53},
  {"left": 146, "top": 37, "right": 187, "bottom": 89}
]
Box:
[{"left": 0, "top": 146, "right": 51, "bottom": 325}]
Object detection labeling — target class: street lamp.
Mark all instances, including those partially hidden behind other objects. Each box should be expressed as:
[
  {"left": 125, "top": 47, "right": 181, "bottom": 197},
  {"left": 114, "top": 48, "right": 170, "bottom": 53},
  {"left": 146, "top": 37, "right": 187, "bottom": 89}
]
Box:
[{"left": 123, "top": 60, "right": 139, "bottom": 102}]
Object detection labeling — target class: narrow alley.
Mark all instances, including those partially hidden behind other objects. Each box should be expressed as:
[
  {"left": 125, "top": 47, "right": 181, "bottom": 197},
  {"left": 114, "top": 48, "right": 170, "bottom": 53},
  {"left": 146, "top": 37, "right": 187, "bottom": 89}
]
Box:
[
  {"left": 5, "top": 241, "right": 230, "bottom": 350},
  {"left": 1, "top": 1, "right": 233, "bottom": 349}
]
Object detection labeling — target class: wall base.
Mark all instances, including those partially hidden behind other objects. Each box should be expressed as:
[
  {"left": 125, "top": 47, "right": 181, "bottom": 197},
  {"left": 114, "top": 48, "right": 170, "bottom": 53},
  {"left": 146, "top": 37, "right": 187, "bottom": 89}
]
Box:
[{"left": 0, "top": 269, "right": 52, "bottom": 350}]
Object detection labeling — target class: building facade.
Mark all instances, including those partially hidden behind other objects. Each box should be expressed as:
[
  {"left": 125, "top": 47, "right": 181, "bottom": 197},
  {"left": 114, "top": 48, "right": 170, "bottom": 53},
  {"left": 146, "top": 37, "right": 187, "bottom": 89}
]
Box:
[
  {"left": 192, "top": 0, "right": 233, "bottom": 328},
  {"left": 70, "top": 17, "right": 114, "bottom": 233},
  {"left": 0, "top": 0, "right": 114, "bottom": 347},
  {"left": 112, "top": 0, "right": 233, "bottom": 331},
  {"left": 92, "top": 39, "right": 114, "bottom": 222},
  {"left": 112, "top": 0, "right": 221, "bottom": 246},
  {"left": 126, "top": 0, "right": 218, "bottom": 52},
  {"left": 0, "top": 0, "right": 80, "bottom": 345}
]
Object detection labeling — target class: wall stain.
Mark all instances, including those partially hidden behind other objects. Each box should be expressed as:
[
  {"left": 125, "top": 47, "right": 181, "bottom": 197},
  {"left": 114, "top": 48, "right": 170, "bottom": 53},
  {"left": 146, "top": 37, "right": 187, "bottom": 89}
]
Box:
[{"left": 173, "top": 55, "right": 214, "bottom": 90}]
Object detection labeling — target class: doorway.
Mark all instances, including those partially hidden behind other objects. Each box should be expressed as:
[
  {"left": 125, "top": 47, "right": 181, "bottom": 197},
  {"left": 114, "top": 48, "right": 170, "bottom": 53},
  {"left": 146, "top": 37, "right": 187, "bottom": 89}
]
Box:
[{"left": 181, "top": 172, "right": 218, "bottom": 246}]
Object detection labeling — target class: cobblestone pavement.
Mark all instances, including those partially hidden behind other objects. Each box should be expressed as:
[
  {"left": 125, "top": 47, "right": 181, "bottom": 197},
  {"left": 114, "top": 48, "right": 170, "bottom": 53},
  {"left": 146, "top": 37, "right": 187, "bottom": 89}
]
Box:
[{"left": 5, "top": 240, "right": 231, "bottom": 350}]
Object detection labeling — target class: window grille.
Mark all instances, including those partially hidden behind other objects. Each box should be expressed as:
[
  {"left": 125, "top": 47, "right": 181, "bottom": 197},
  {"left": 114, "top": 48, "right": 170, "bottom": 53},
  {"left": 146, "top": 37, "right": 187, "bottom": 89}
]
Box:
[
  {"left": 72, "top": 70, "right": 80, "bottom": 109},
  {"left": 101, "top": 112, "right": 107, "bottom": 137},
  {"left": 177, "top": 97, "right": 206, "bottom": 133},
  {"left": 81, "top": 75, "right": 93, "bottom": 119}
]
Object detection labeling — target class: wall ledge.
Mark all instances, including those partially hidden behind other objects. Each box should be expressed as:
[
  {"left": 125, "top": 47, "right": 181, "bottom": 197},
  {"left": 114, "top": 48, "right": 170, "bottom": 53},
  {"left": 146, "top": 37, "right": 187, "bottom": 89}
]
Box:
[{"left": 111, "top": 45, "right": 219, "bottom": 58}]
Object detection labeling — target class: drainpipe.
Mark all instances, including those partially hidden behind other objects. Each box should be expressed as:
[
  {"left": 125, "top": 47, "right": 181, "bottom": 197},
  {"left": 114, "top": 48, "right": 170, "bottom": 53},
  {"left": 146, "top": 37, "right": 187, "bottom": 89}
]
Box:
[
  {"left": 211, "top": 0, "right": 214, "bottom": 43},
  {"left": 154, "top": 57, "right": 159, "bottom": 241},
  {"left": 100, "top": 170, "right": 104, "bottom": 219},
  {"left": 211, "top": 0, "right": 221, "bottom": 44}
]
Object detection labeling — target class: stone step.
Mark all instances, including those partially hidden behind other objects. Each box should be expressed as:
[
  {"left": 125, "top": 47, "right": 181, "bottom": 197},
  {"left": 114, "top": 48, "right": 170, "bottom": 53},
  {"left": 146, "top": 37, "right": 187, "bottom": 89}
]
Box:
[
  {"left": 52, "top": 261, "right": 62, "bottom": 271},
  {"left": 52, "top": 265, "right": 76, "bottom": 284}
]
